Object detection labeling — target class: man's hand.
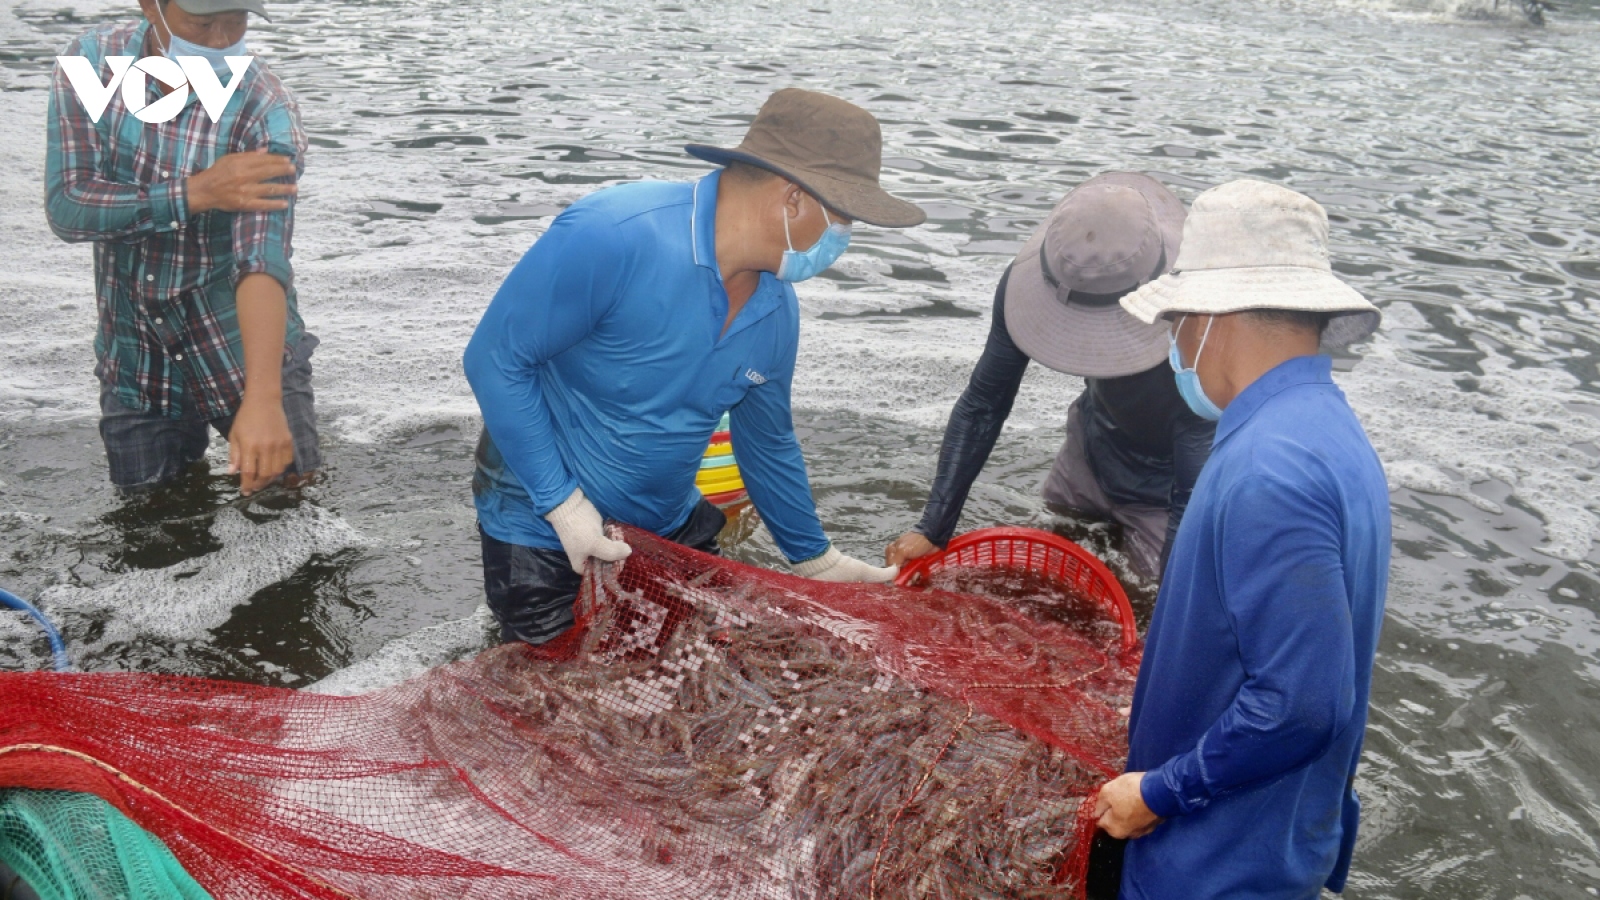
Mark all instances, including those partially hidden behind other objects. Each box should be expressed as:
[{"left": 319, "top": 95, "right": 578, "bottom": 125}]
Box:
[
  {"left": 187, "top": 149, "right": 297, "bottom": 214},
  {"left": 792, "top": 546, "right": 898, "bottom": 583},
  {"left": 1095, "top": 772, "right": 1163, "bottom": 839},
  {"left": 229, "top": 394, "right": 294, "bottom": 496},
  {"left": 544, "top": 488, "right": 632, "bottom": 574},
  {"left": 885, "top": 530, "right": 938, "bottom": 567}
]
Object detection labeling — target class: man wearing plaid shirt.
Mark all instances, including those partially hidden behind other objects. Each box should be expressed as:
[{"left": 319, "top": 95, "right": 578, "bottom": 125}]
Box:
[{"left": 47, "top": 0, "right": 317, "bottom": 495}]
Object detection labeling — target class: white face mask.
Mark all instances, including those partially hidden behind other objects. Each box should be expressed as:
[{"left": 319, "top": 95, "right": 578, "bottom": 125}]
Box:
[{"left": 152, "top": 2, "right": 249, "bottom": 79}]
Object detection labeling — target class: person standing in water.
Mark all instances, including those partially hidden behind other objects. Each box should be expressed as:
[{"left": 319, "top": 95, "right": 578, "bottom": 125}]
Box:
[
  {"left": 465, "top": 89, "right": 922, "bottom": 646},
  {"left": 1093, "top": 181, "right": 1390, "bottom": 900},
  {"left": 885, "top": 173, "right": 1214, "bottom": 581},
  {"left": 46, "top": 0, "right": 316, "bottom": 496}
]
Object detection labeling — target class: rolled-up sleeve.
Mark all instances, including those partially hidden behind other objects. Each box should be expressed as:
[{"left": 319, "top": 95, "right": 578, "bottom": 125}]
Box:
[
  {"left": 231, "top": 102, "right": 305, "bottom": 290},
  {"left": 1140, "top": 468, "right": 1357, "bottom": 818}
]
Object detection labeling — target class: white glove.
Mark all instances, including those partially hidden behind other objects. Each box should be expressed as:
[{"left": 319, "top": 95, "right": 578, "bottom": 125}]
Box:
[
  {"left": 791, "top": 545, "right": 898, "bottom": 584},
  {"left": 544, "top": 487, "right": 632, "bottom": 574}
]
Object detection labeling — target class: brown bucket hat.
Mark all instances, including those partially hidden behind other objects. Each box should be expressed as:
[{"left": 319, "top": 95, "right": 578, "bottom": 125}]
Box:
[
  {"left": 686, "top": 88, "right": 926, "bottom": 228},
  {"left": 1004, "top": 172, "right": 1186, "bottom": 378}
]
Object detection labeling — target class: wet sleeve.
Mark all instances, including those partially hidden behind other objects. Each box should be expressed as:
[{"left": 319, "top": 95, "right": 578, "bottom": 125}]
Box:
[
  {"left": 45, "top": 43, "right": 188, "bottom": 243},
  {"left": 1159, "top": 416, "right": 1215, "bottom": 572},
  {"left": 232, "top": 98, "right": 307, "bottom": 290},
  {"left": 1140, "top": 468, "right": 1358, "bottom": 818},
  {"left": 463, "top": 206, "right": 626, "bottom": 516},
  {"left": 728, "top": 324, "right": 832, "bottom": 564},
  {"left": 913, "top": 273, "right": 1030, "bottom": 547}
]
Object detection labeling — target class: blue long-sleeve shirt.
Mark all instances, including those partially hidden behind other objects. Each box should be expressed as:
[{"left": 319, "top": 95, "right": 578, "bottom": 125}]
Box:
[
  {"left": 1124, "top": 355, "right": 1391, "bottom": 900},
  {"left": 464, "top": 170, "right": 831, "bottom": 564}
]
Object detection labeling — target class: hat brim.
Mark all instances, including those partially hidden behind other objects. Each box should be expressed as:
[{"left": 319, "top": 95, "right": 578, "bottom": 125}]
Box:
[
  {"left": 1121, "top": 266, "right": 1381, "bottom": 350},
  {"left": 173, "top": 0, "right": 270, "bottom": 17},
  {"left": 1001, "top": 173, "right": 1185, "bottom": 377},
  {"left": 685, "top": 144, "right": 926, "bottom": 228},
  {"left": 1003, "top": 231, "right": 1171, "bottom": 377}
]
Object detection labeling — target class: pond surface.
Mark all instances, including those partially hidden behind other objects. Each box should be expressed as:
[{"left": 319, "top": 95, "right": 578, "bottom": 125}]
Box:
[{"left": 1, "top": 0, "right": 1598, "bottom": 895}]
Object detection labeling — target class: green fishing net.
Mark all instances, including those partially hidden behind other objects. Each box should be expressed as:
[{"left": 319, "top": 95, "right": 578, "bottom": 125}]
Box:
[{"left": 0, "top": 790, "right": 210, "bottom": 900}]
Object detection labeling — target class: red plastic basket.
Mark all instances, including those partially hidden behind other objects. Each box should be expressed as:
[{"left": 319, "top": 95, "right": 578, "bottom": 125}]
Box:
[{"left": 896, "top": 527, "right": 1138, "bottom": 652}]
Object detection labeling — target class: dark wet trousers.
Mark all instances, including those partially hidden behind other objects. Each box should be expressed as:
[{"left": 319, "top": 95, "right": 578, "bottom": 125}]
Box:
[
  {"left": 97, "top": 333, "right": 322, "bottom": 489},
  {"left": 478, "top": 497, "right": 727, "bottom": 645}
]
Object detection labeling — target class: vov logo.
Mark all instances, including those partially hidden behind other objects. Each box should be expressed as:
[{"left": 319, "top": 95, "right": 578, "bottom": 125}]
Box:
[{"left": 57, "top": 55, "right": 252, "bottom": 124}]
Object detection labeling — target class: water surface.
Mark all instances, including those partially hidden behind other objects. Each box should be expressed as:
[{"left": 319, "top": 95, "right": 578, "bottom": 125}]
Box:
[{"left": 2, "top": 0, "right": 1599, "bottom": 895}]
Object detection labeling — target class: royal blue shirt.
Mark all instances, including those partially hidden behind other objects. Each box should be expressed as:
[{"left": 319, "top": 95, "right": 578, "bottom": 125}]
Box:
[
  {"left": 1123, "top": 355, "right": 1391, "bottom": 900},
  {"left": 463, "top": 170, "right": 831, "bottom": 563}
]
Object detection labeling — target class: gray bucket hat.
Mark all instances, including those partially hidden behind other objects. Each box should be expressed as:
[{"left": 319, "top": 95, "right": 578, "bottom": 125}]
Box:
[
  {"left": 685, "top": 89, "right": 925, "bottom": 228},
  {"left": 172, "top": 0, "right": 271, "bottom": 16},
  {"left": 1120, "top": 180, "right": 1380, "bottom": 349},
  {"left": 1003, "top": 172, "right": 1185, "bottom": 378}
]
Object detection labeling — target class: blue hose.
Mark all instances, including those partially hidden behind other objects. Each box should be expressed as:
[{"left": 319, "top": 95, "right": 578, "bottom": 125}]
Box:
[{"left": 0, "top": 588, "right": 70, "bottom": 672}]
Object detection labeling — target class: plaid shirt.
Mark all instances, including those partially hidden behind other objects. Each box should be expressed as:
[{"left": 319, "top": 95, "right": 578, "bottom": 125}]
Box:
[{"left": 46, "top": 20, "right": 307, "bottom": 420}]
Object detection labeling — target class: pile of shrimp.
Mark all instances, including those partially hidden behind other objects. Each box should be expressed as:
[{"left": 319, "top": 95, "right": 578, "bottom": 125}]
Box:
[{"left": 462, "top": 562, "right": 1113, "bottom": 899}]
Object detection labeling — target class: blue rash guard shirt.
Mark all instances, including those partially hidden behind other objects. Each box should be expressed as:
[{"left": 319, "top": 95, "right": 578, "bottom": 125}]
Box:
[
  {"left": 1123, "top": 355, "right": 1391, "bottom": 900},
  {"left": 463, "top": 170, "right": 831, "bottom": 564}
]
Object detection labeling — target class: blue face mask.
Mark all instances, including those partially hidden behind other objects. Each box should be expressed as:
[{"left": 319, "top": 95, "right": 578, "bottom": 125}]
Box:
[
  {"left": 153, "top": 2, "right": 249, "bottom": 80},
  {"left": 776, "top": 196, "right": 851, "bottom": 283},
  {"left": 1169, "top": 315, "right": 1224, "bottom": 421}
]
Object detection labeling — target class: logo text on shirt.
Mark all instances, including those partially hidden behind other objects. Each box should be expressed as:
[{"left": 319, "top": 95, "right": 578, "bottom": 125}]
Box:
[
  {"left": 744, "top": 369, "right": 767, "bottom": 385},
  {"left": 57, "top": 56, "right": 252, "bottom": 125}
]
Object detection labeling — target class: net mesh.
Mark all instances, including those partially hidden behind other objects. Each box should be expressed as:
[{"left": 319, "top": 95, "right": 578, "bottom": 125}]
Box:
[
  {"left": 0, "top": 789, "right": 213, "bottom": 900},
  {"left": 0, "top": 526, "right": 1139, "bottom": 899}
]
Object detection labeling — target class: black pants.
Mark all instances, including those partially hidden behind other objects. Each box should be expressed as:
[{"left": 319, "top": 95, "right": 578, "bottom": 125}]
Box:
[
  {"left": 1085, "top": 833, "right": 1127, "bottom": 900},
  {"left": 478, "top": 498, "right": 726, "bottom": 645}
]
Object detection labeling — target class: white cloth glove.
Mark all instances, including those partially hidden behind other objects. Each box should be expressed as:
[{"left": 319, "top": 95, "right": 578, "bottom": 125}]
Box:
[
  {"left": 790, "top": 545, "right": 898, "bottom": 584},
  {"left": 544, "top": 487, "right": 632, "bottom": 574}
]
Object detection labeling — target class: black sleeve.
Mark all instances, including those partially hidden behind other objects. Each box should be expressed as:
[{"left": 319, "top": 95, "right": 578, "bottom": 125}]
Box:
[
  {"left": 1160, "top": 415, "right": 1216, "bottom": 572},
  {"left": 914, "top": 268, "right": 1032, "bottom": 547}
]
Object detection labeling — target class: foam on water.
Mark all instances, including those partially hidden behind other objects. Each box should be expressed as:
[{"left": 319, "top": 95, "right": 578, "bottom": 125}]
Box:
[
  {"left": 37, "top": 506, "right": 365, "bottom": 646},
  {"left": 1349, "top": 308, "right": 1600, "bottom": 562},
  {"left": 305, "top": 604, "right": 496, "bottom": 696},
  {"left": 0, "top": 610, "right": 49, "bottom": 671},
  {"left": 1319, "top": 0, "right": 1551, "bottom": 24},
  {"left": 792, "top": 312, "right": 1083, "bottom": 435}
]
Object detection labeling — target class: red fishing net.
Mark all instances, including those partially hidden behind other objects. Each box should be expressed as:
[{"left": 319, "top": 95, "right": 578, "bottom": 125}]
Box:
[{"left": 0, "top": 526, "right": 1140, "bottom": 899}]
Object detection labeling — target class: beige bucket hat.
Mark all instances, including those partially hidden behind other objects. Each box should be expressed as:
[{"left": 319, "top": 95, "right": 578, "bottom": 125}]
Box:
[
  {"left": 1003, "top": 172, "right": 1185, "bottom": 378},
  {"left": 685, "top": 88, "right": 925, "bottom": 228},
  {"left": 1120, "top": 180, "right": 1380, "bottom": 349}
]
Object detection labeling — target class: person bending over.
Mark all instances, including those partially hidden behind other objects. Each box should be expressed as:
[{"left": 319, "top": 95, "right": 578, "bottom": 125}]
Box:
[
  {"left": 886, "top": 173, "right": 1213, "bottom": 581},
  {"left": 465, "top": 89, "right": 923, "bottom": 645}
]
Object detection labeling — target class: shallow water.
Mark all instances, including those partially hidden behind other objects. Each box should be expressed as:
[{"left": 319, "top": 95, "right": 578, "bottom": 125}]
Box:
[{"left": 1, "top": 0, "right": 1599, "bottom": 895}]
